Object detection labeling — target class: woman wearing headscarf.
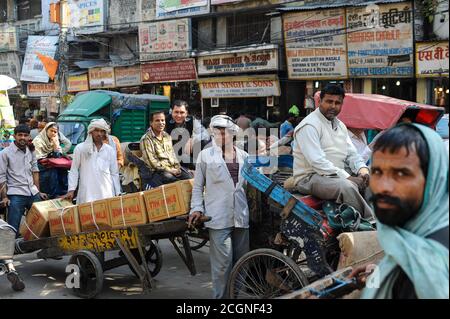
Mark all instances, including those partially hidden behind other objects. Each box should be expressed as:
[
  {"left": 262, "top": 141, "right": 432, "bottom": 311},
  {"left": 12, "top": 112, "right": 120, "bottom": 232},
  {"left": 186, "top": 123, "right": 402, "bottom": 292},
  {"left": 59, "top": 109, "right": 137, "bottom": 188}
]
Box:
[
  {"left": 351, "top": 124, "right": 448, "bottom": 299},
  {"left": 189, "top": 115, "right": 250, "bottom": 299},
  {"left": 33, "top": 122, "right": 72, "bottom": 198}
]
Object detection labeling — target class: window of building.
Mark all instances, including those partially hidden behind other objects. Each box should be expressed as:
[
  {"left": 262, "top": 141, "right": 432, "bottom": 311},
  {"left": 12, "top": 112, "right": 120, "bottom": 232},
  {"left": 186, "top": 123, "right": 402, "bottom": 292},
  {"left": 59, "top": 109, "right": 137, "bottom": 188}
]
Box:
[
  {"left": 17, "top": 0, "right": 42, "bottom": 21},
  {"left": 227, "top": 12, "right": 271, "bottom": 47},
  {"left": 0, "top": 0, "right": 7, "bottom": 23}
]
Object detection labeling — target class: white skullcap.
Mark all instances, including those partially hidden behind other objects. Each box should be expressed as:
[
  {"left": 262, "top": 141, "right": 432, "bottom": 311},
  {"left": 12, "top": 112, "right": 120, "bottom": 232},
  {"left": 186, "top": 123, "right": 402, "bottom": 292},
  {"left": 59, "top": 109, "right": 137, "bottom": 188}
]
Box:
[{"left": 210, "top": 115, "right": 240, "bottom": 135}]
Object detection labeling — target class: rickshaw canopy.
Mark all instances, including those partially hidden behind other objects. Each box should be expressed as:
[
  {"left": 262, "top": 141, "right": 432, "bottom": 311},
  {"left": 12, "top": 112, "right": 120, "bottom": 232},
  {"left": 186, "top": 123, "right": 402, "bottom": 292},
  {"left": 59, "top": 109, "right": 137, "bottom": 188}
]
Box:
[{"left": 314, "top": 92, "right": 445, "bottom": 130}]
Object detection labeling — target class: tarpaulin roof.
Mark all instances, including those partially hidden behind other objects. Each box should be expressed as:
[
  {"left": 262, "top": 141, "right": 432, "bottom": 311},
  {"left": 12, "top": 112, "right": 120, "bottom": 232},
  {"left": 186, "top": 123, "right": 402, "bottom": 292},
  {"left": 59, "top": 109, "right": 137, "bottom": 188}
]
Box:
[
  {"left": 314, "top": 92, "right": 445, "bottom": 130},
  {"left": 278, "top": 0, "right": 407, "bottom": 11}
]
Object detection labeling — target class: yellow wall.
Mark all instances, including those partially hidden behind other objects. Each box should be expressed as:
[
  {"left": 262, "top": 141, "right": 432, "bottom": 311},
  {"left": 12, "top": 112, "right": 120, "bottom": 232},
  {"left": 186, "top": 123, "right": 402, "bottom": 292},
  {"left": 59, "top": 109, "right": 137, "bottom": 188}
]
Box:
[
  {"left": 416, "top": 78, "right": 427, "bottom": 104},
  {"left": 363, "top": 79, "right": 372, "bottom": 94}
]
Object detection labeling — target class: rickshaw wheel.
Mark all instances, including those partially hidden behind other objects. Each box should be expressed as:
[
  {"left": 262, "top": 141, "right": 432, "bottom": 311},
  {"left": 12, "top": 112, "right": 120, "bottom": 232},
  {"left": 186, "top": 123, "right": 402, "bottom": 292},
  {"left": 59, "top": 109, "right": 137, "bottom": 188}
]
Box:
[
  {"left": 68, "top": 250, "right": 104, "bottom": 299},
  {"left": 127, "top": 241, "right": 163, "bottom": 278},
  {"left": 228, "top": 248, "right": 309, "bottom": 299}
]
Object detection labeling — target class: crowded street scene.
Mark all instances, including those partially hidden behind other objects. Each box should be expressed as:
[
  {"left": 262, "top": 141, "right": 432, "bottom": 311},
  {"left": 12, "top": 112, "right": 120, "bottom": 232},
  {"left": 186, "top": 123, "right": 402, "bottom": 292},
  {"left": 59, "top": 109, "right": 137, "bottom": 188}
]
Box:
[{"left": 0, "top": 0, "right": 449, "bottom": 303}]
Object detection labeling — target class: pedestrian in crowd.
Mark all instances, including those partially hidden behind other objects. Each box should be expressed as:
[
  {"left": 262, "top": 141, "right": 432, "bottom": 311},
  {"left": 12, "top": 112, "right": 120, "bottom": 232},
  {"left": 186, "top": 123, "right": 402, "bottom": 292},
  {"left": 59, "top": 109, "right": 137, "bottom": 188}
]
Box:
[
  {"left": 65, "top": 119, "right": 120, "bottom": 204},
  {"left": 102, "top": 123, "right": 124, "bottom": 169},
  {"left": 140, "top": 111, "right": 192, "bottom": 187},
  {"left": 0, "top": 125, "right": 48, "bottom": 235},
  {"left": 165, "top": 100, "right": 210, "bottom": 168},
  {"left": 280, "top": 112, "right": 299, "bottom": 138},
  {"left": 348, "top": 127, "right": 372, "bottom": 164},
  {"left": 29, "top": 119, "right": 39, "bottom": 139},
  {"left": 33, "top": 122, "right": 72, "bottom": 199},
  {"left": 350, "top": 124, "right": 448, "bottom": 299},
  {"left": 235, "top": 113, "right": 252, "bottom": 131},
  {"left": 293, "top": 84, "right": 373, "bottom": 219},
  {"left": 189, "top": 114, "right": 250, "bottom": 299}
]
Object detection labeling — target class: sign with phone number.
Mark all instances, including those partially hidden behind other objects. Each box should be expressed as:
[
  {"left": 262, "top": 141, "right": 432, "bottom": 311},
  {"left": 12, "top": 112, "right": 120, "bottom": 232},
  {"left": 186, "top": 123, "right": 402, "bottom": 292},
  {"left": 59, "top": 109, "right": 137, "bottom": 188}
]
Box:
[{"left": 58, "top": 228, "right": 138, "bottom": 252}]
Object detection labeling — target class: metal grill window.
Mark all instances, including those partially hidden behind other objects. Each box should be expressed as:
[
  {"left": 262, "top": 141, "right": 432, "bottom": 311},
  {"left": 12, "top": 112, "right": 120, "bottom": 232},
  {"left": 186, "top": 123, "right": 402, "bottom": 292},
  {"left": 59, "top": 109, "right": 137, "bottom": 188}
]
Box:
[
  {"left": 227, "top": 13, "right": 271, "bottom": 47},
  {"left": 17, "top": 0, "right": 42, "bottom": 21}
]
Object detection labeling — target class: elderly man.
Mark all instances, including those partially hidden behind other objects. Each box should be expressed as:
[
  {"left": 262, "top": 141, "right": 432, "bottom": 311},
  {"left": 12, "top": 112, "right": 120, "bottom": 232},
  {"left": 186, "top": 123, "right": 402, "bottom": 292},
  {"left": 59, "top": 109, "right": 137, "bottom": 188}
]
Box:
[
  {"left": 351, "top": 124, "right": 448, "bottom": 299},
  {"left": 189, "top": 115, "right": 249, "bottom": 299},
  {"left": 140, "top": 111, "right": 192, "bottom": 187},
  {"left": 293, "top": 84, "right": 373, "bottom": 218},
  {"left": 65, "top": 119, "right": 120, "bottom": 204}
]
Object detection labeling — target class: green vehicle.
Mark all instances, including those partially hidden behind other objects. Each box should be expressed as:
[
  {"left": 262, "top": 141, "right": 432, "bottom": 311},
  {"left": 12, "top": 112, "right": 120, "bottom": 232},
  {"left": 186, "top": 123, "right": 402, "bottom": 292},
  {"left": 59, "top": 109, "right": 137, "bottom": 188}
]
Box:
[{"left": 57, "top": 90, "right": 170, "bottom": 152}]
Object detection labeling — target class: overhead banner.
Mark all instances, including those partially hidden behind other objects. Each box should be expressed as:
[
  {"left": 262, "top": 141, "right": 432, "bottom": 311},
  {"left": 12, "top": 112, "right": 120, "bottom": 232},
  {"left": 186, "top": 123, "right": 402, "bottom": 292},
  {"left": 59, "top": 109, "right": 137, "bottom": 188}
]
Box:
[
  {"left": 68, "top": 74, "right": 90, "bottom": 92},
  {"left": 115, "top": 65, "right": 142, "bottom": 87},
  {"left": 0, "top": 24, "right": 18, "bottom": 51},
  {"left": 27, "top": 83, "right": 59, "bottom": 97},
  {"left": 141, "top": 59, "right": 197, "bottom": 83},
  {"left": 20, "top": 36, "right": 59, "bottom": 83},
  {"left": 347, "top": 2, "right": 414, "bottom": 77},
  {"left": 139, "top": 19, "right": 191, "bottom": 61},
  {"left": 67, "top": 0, "right": 106, "bottom": 34},
  {"left": 197, "top": 48, "right": 279, "bottom": 75},
  {"left": 283, "top": 8, "right": 348, "bottom": 79},
  {"left": 88, "top": 67, "right": 115, "bottom": 89},
  {"left": 197, "top": 75, "right": 281, "bottom": 98},
  {"left": 416, "top": 42, "right": 449, "bottom": 77},
  {"left": 155, "top": 0, "right": 209, "bottom": 19}
]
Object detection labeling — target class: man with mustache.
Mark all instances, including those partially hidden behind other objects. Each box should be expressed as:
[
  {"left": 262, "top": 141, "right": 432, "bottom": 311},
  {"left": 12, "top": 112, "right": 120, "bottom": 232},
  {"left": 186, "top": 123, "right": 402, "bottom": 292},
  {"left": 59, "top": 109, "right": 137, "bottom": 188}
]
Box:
[
  {"left": 293, "top": 84, "right": 373, "bottom": 218},
  {"left": 351, "top": 124, "right": 448, "bottom": 299},
  {"left": 140, "top": 111, "right": 192, "bottom": 187}
]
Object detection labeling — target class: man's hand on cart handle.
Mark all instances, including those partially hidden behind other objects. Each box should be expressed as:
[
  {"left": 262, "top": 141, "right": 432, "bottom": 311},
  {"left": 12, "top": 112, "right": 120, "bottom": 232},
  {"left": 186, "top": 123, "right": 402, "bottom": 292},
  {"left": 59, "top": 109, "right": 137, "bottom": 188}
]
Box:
[
  {"left": 1, "top": 196, "right": 10, "bottom": 207},
  {"left": 64, "top": 191, "right": 75, "bottom": 202},
  {"left": 188, "top": 211, "right": 203, "bottom": 228},
  {"left": 348, "top": 264, "right": 376, "bottom": 289}
]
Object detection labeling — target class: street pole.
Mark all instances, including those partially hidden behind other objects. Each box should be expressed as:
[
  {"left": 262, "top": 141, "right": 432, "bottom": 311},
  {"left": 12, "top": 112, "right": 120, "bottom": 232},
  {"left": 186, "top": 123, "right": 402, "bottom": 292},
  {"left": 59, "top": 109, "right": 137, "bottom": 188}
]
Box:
[{"left": 57, "top": 0, "right": 69, "bottom": 113}]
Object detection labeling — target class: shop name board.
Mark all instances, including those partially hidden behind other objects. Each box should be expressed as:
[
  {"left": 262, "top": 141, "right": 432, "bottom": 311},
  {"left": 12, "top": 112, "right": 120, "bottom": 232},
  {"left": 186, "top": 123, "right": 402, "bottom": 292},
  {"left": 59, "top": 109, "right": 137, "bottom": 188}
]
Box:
[
  {"left": 0, "top": 53, "right": 21, "bottom": 82},
  {"left": 197, "top": 75, "right": 281, "bottom": 98},
  {"left": 89, "top": 67, "right": 115, "bottom": 89},
  {"left": 197, "top": 49, "right": 278, "bottom": 75},
  {"left": 139, "top": 19, "right": 191, "bottom": 61},
  {"left": 115, "top": 65, "right": 141, "bottom": 87},
  {"left": 284, "top": 8, "right": 348, "bottom": 79},
  {"left": 68, "top": 74, "right": 89, "bottom": 92},
  {"left": 155, "top": 0, "right": 209, "bottom": 19},
  {"left": 346, "top": 2, "right": 414, "bottom": 77},
  {"left": 141, "top": 59, "right": 197, "bottom": 83},
  {"left": 416, "top": 42, "right": 449, "bottom": 77},
  {"left": 27, "top": 83, "right": 58, "bottom": 97}
]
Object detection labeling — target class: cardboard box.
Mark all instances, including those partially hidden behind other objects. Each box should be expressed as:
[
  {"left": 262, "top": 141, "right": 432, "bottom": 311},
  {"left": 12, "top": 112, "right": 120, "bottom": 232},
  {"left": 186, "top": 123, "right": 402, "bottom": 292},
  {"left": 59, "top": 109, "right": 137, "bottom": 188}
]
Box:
[
  {"left": 142, "top": 182, "right": 188, "bottom": 222},
  {"left": 78, "top": 200, "right": 112, "bottom": 232},
  {"left": 178, "top": 179, "right": 194, "bottom": 211},
  {"left": 19, "top": 199, "right": 70, "bottom": 241},
  {"left": 108, "top": 192, "right": 148, "bottom": 228},
  {"left": 48, "top": 203, "right": 81, "bottom": 236}
]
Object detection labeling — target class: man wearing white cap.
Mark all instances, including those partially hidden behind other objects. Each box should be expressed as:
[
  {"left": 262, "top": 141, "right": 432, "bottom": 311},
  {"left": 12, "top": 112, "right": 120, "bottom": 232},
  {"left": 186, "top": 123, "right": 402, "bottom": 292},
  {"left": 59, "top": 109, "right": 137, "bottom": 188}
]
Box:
[
  {"left": 189, "top": 115, "right": 250, "bottom": 299},
  {"left": 65, "top": 119, "right": 121, "bottom": 204}
]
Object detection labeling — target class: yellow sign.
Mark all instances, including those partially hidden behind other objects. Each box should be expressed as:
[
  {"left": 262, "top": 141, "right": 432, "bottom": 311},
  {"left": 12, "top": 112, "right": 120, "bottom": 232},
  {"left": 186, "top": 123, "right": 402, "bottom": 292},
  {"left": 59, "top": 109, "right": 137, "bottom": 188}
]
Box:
[
  {"left": 58, "top": 228, "right": 138, "bottom": 252},
  {"left": 68, "top": 74, "right": 89, "bottom": 92}
]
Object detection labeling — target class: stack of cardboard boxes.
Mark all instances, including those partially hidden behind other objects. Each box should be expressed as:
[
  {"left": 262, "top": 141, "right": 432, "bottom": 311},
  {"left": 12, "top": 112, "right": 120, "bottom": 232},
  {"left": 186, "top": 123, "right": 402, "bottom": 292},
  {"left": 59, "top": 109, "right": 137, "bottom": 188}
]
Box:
[{"left": 19, "top": 179, "right": 194, "bottom": 240}]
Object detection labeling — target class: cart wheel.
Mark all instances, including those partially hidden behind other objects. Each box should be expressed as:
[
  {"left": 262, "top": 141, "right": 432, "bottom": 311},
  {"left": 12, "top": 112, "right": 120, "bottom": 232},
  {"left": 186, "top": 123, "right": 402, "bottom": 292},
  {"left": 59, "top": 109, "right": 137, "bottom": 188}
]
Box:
[
  {"left": 177, "top": 235, "right": 209, "bottom": 251},
  {"left": 228, "top": 248, "right": 309, "bottom": 299},
  {"left": 127, "top": 241, "right": 163, "bottom": 278},
  {"left": 68, "top": 250, "right": 104, "bottom": 299}
]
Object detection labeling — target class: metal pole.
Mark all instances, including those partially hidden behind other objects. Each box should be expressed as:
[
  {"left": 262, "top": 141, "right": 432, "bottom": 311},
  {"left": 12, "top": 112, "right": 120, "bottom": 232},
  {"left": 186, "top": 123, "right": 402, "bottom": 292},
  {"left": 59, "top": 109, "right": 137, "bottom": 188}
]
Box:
[{"left": 57, "top": 0, "right": 69, "bottom": 113}]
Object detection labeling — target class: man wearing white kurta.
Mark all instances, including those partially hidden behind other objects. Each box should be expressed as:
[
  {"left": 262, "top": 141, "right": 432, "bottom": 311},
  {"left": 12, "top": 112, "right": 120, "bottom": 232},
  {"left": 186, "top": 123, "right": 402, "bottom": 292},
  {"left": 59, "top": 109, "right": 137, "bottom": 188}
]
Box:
[
  {"left": 65, "top": 119, "right": 121, "bottom": 204},
  {"left": 293, "top": 85, "right": 374, "bottom": 219},
  {"left": 189, "top": 115, "right": 249, "bottom": 299}
]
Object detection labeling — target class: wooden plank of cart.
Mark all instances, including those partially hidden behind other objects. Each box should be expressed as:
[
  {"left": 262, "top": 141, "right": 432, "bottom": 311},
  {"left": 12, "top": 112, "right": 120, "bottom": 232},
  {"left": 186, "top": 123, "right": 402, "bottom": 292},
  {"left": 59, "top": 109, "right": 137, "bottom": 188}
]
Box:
[{"left": 15, "top": 216, "right": 196, "bottom": 299}]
